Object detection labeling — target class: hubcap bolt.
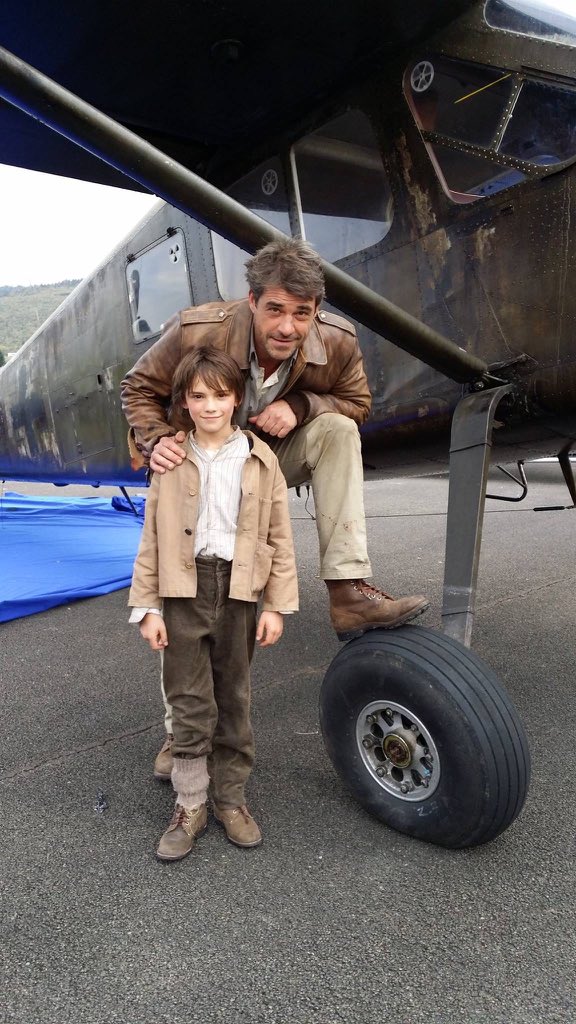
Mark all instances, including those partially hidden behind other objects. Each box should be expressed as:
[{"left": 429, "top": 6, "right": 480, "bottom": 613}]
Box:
[
  {"left": 362, "top": 736, "right": 374, "bottom": 749},
  {"left": 400, "top": 783, "right": 409, "bottom": 794},
  {"left": 376, "top": 766, "right": 387, "bottom": 777},
  {"left": 366, "top": 715, "right": 377, "bottom": 724}
]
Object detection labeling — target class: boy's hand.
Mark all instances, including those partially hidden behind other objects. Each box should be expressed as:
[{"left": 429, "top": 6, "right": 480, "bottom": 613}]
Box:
[
  {"left": 150, "top": 430, "right": 187, "bottom": 474},
  {"left": 256, "top": 611, "right": 284, "bottom": 647},
  {"left": 139, "top": 612, "right": 168, "bottom": 650}
]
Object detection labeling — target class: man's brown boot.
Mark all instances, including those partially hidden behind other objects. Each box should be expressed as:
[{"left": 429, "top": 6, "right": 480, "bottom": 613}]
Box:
[
  {"left": 326, "top": 579, "right": 429, "bottom": 641},
  {"left": 154, "top": 734, "right": 174, "bottom": 781},
  {"left": 156, "top": 802, "right": 208, "bottom": 861},
  {"left": 213, "top": 804, "right": 262, "bottom": 848}
]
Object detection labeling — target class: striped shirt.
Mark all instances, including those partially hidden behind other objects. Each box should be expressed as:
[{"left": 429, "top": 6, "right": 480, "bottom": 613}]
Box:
[{"left": 190, "top": 428, "right": 250, "bottom": 560}]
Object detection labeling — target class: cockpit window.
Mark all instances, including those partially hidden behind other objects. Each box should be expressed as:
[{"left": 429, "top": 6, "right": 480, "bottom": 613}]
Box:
[
  {"left": 429, "top": 144, "right": 525, "bottom": 198},
  {"left": 498, "top": 78, "right": 576, "bottom": 164},
  {"left": 211, "top": 157, "right": 291, "bottom": 300},
  {"left": 291, "top": 111, "right": 392, "bottom": 262},
  {"left": 405, "top": 55, "right": 576, "bottom": 203},
  {"left": 408, "top": 58, "right": 514, "bottom": 147},
  {"left": 485, "top": 0, "right": 576, "bottom": 47},
  {"left": 126, "top": 230, "right": 192, "bottom": 344}
]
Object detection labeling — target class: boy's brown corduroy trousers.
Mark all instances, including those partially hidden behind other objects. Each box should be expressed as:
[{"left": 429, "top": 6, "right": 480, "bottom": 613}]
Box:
[{"left": 162, "top": 555, "right": 257, "bottom": 808}]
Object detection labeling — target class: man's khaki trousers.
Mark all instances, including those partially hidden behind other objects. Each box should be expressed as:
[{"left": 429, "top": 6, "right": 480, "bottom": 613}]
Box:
[{"left": 267, "top": 412, "right": 372, "bottom": 580}]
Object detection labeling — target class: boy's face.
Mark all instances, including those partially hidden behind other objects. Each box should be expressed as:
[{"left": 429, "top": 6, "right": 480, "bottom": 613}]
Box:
[{"left": 183, "top": 375, "right": 237, "bottom": 438}]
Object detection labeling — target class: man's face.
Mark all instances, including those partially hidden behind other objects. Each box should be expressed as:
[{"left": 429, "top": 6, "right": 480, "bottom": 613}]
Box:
[{"left": 249, "top": 287, "right": 317, "bottom": 366}]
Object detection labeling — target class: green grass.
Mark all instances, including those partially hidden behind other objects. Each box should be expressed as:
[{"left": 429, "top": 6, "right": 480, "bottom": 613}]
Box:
[{"left": 0, "top": 281, "right": 80, "bottom": 358}]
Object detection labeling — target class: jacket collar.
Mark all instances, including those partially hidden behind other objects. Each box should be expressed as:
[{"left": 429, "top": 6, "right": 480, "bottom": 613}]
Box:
[
  {"left": 243, "top": 429, "right": 276, "bottom": 468},
  {"left": 183, "top": 427, "right": 275, "bottom": 469}
]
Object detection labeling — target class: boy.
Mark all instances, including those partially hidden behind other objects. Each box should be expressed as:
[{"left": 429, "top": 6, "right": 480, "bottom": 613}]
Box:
[{"left": 129, "top": 346, "right": 298, "bottom": 862}]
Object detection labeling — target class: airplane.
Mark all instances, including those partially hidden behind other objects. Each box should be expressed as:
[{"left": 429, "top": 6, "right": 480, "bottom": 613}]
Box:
[{"left": 1, "top": 0, "right": 575, "bottom": 850}]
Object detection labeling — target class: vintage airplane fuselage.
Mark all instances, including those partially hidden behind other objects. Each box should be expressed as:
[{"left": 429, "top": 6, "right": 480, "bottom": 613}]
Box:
[{"left": 1, "top": 1, "right": 575, "bottom": 484}]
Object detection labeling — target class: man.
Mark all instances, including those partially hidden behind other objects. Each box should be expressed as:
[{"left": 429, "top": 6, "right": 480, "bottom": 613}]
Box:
[{"left": 121, "top": 238, "right": 429, "bottom": 779}]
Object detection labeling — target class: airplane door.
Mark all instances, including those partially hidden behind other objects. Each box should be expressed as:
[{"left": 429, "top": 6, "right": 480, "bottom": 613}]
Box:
[{"left": 51, "top": 373, "right": 114, "bottom": 465}]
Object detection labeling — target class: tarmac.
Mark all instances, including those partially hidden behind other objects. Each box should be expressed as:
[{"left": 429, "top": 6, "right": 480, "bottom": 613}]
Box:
[{"left": 1, "top": 461, "right": 575, "bottom": 1024}]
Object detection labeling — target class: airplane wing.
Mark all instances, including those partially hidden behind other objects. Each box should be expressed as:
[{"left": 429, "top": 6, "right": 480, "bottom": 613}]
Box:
[{"left": 0, "top": 0, "right": 475, "bottom": 189}]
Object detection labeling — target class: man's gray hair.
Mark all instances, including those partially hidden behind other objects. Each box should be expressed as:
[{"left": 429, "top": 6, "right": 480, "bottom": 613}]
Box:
[{"left": 245, "top": 237, "right": 325, "bottom": 303}]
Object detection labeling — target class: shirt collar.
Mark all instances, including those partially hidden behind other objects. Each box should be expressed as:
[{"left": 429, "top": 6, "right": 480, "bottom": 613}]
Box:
[{"left": 189, "top": 425, "right": 242, "bottom": 455}]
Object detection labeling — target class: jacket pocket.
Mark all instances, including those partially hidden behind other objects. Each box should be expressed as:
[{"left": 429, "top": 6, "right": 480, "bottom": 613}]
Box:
[
  {"left": 257, "top": 497, "right": 273, "bottom": 536},
  {"left": 252, "top": 540, "right": 275, "bottom": 593}
]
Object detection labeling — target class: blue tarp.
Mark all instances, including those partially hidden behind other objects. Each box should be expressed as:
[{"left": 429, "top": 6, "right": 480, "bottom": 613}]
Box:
[{"left": 0, "top": 492, "right": 145, "bottom": 623}]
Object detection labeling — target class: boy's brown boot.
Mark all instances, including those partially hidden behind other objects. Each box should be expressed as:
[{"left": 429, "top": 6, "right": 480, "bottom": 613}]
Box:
[
  {"left": 213, "top": 804, "right": 262, "bottom": 848},
  {"left": 154, "top": 734, "right": 174, "bottom": 780},
  {"left": 156, "top": 802, "right": 207, "bottom": 861}
]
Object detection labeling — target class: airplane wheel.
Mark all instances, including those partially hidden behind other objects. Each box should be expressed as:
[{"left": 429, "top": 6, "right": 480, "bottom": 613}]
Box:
[{"left": 319, "top": 625, "right": 530, "bottom": 848}]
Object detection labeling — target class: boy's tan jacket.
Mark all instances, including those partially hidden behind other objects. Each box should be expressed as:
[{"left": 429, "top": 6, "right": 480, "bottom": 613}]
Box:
[{"left": 128, "top": 431, "right": 298, "bottom": 613}]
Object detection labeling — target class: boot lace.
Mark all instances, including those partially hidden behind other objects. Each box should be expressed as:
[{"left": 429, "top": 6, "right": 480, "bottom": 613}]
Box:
[
  {"left": 170, "top": 802, "right": 201, "bottom": 833},
  {"left": 351, "top": 580, "right": 394, "bottom": 602}
]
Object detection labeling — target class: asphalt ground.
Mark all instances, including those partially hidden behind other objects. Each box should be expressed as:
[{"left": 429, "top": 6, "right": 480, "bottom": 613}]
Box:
[{"left": 1, "top": 462, "right": 575, "bottom": 1024}]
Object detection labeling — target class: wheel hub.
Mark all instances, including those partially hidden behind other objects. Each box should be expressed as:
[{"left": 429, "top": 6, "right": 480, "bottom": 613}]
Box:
[
  {"left": 356, "top": 700, "right": 440, "bottom": 801},
  {"left": 383, "top": 731, "right": 414, "bottom": 768}
]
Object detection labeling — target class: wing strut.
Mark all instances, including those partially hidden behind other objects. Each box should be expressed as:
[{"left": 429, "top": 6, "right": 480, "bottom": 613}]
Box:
[{"left": 0, "top": 44, "right": 489, "bottom": 385}]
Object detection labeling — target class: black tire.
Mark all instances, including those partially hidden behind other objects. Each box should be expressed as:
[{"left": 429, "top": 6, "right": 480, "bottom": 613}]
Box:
[{"left": 319, "top": 625, "right": 530, "bottom": 849}]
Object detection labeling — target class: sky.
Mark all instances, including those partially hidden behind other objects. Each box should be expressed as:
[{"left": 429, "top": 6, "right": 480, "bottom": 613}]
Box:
[{"left": 0, "top": 165, "right": 159, "bottom": 287}]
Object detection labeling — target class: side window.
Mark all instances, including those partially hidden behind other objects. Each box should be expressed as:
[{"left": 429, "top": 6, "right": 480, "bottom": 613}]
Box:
[
  {"left": 211, "top": 157, "right": 291, "bottom": 300},
  {"left": 126, "top": 230, "right": 191, "bottom": 343},
  {"left": 292, "top": 111, "right": 393, "bottom": 262}
]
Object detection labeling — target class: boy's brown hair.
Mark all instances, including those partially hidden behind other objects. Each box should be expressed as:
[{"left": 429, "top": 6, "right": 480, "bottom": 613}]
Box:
[{"left": 172, "top": 346, "right": 245, "bottom": 407}]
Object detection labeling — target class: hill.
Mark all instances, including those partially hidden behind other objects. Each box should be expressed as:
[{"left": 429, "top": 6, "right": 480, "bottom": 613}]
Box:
[{"left": 0, "top": 281, "right": 81, "bottom": 361}]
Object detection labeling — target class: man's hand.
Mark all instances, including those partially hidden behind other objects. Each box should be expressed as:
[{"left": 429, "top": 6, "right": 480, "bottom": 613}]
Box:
[
  {"left": 150, "top": 431, "right": 187, "bottom": 473},
  {"left": 139, "top": 612, "right": 168, "bottom": 650},
  {"left": 256, "top": 611, "right": 284, "bottom": 647},
  {"left": 248, "top": 400, "right": 297, "bottom": 438}
]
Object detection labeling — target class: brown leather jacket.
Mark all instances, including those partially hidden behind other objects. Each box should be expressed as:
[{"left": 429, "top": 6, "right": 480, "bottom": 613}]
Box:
[{"left": 121, "top": 298, "right": 371, "bottom": 465}]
